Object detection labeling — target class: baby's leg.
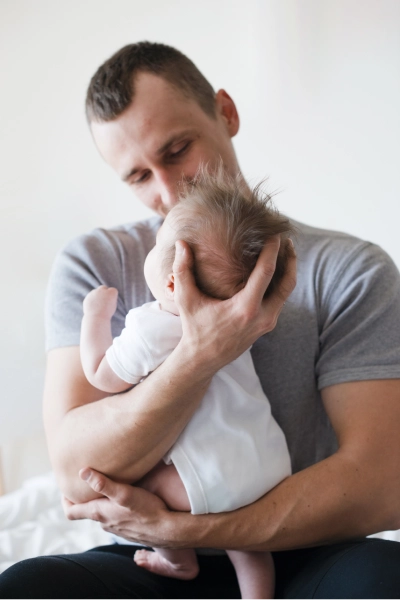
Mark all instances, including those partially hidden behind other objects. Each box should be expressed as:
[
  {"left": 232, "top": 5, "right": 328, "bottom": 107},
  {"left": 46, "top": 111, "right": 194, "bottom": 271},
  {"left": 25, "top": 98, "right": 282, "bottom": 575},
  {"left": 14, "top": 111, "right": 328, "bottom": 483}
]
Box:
[
  {"left": 134, "top": 462, "right": 199, "bottom": 580},
  {"left": 227, "top": 549, "right": 275, "bottom": 599}
]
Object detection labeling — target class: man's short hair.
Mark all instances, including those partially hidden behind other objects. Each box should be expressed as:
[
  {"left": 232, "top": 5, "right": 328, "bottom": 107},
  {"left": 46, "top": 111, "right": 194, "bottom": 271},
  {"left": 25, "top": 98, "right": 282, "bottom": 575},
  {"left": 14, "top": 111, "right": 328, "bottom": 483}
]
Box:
[
  {"left": 163, "top": 167, "right": 295, "bottom": 300},
  {"left": 86, "top": 41, "right": 216, "bottom": 123}
]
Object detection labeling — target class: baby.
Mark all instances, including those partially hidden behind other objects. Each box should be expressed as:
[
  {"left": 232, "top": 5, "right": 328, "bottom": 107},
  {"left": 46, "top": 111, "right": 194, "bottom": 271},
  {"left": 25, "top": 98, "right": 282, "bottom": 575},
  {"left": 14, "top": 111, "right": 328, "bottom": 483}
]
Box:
[{"left": 80, "top": 168, "right": 293, "bottom": 599}]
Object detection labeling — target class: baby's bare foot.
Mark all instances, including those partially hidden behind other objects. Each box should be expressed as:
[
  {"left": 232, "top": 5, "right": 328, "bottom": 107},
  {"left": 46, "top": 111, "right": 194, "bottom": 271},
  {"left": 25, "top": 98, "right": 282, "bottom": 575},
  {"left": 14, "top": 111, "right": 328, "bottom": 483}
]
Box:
[{"left": 134, "top": 549, "right": 199, "bottom": 580}]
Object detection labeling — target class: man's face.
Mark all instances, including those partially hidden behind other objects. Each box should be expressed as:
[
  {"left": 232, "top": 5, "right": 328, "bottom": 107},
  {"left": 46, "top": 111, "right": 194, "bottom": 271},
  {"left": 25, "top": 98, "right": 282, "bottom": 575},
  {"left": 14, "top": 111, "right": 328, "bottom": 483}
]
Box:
[{"left": 91, "top": 72, "right": 240, "bottom": 217}]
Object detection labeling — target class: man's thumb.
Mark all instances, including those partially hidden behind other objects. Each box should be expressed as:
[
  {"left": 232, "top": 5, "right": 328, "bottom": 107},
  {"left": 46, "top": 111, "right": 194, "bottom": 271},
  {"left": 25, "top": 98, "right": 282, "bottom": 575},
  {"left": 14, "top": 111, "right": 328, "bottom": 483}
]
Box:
[{"left": 79, "top": 468, "right": 113, "bottom": 497}]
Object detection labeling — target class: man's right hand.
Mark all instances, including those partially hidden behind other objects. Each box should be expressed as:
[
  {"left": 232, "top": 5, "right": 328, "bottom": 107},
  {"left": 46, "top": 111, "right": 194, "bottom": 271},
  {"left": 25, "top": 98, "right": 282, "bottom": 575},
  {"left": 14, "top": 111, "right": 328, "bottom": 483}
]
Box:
[{"left": 172, "top": 236, "right": 297, "bottom": 376}]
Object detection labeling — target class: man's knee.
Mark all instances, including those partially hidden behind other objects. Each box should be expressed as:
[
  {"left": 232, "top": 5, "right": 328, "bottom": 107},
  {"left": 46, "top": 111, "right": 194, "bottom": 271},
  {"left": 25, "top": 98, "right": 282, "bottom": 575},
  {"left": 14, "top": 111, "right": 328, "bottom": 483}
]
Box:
[
  {"left": 314, "top": 539, "right": 400, "bottom": 599},
  {"left": 0, "top": 555, "right": 107, "bottom": 599}
]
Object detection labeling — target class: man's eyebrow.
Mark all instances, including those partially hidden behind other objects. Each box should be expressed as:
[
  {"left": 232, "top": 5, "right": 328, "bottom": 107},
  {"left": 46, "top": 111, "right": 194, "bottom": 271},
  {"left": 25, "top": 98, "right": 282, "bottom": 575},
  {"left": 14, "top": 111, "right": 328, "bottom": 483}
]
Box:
[{"left": 122, "top": 130, "right": 196, "bottom": 182}]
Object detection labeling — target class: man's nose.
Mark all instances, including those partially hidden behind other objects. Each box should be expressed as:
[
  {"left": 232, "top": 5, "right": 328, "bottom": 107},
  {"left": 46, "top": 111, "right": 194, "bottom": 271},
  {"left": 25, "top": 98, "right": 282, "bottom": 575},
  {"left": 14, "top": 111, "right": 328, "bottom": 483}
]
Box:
[
  {"left": 156, "top": 172, "right": 180, "bottom": 211},
  {"left": 160, "top": 185, "right": 178, "bottom": 209}
]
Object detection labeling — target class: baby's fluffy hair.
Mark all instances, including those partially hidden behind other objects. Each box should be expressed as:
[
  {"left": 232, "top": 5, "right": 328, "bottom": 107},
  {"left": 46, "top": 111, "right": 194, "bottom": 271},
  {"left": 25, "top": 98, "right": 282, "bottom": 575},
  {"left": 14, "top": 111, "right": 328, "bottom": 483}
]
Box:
[{"left": 163, "top": 167, "right": 294, "bottom": 300}]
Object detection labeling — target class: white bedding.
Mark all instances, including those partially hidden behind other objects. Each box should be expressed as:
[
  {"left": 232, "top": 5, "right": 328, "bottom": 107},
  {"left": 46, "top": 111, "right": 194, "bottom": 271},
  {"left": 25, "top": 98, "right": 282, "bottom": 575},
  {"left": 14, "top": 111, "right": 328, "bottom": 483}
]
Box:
[
  {"left": 0, "top": 472, "right": 110, "bottom": 574},
  {"left": 1, "top": 471, "right": 399, "bottom": 575}
]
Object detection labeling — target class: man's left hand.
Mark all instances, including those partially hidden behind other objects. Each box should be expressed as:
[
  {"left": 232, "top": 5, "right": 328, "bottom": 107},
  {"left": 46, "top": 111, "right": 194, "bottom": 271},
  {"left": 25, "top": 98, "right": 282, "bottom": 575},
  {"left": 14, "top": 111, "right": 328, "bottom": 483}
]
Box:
[{"left": 63, "top": 468, "right": 178, "bottom": 548}]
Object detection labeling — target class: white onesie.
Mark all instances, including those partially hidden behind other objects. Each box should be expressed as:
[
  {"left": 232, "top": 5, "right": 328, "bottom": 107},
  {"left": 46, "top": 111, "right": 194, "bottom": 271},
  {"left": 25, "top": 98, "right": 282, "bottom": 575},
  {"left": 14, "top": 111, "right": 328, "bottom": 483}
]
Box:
[{"left": 106, "top": 301, "right": 292, "bottom": 515}]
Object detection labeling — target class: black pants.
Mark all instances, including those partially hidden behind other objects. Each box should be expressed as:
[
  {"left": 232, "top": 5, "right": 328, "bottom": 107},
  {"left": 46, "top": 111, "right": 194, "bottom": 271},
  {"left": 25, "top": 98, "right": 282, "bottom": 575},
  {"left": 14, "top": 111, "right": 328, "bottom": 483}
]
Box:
[{"left": 1, "top": 538, "right": 400, "bottom": 599}]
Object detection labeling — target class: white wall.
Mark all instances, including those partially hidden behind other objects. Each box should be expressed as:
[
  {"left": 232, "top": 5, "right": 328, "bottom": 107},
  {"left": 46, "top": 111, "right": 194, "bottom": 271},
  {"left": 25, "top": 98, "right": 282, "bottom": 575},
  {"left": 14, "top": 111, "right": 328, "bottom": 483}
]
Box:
[
  {"left": 241, "top": 0, "right": 400, "bottom": 256},
  {"left": 0, "top": 0, "right": 399, "bottom": 472}
]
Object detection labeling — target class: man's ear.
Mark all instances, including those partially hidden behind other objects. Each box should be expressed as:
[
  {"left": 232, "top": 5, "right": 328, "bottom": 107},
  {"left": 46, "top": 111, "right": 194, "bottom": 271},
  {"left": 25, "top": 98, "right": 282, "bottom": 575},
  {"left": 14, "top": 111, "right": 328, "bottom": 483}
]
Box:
[
  {"left": 215, "top": 89, "right": 240, "bottom": 137},
  {"left": 165, "top": 273, "right": 175, "bottom": 299}
]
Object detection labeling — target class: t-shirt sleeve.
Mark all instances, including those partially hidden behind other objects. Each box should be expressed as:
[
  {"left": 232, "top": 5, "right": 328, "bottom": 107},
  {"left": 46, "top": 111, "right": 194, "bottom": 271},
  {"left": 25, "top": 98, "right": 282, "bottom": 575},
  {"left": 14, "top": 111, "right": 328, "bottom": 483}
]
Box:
[
  {"left": 45, "top": 230, "right": 128, "bottom": 352},
  {"left": 105, "top": 310, "right": 155, "bottom": 384},
  {"left": 316, "top": 242, "right": 400, "bottom": 389},
  {"left": 105, "top": 306, "right": 183, "bottom": 384}
]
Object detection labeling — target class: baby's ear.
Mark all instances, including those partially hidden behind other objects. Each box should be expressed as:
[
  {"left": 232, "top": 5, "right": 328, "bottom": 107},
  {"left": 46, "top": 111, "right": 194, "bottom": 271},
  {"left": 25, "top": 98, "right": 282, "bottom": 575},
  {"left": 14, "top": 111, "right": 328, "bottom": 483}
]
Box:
[{"left": 165, "top": 273, "right": 175, "bottom": 299}]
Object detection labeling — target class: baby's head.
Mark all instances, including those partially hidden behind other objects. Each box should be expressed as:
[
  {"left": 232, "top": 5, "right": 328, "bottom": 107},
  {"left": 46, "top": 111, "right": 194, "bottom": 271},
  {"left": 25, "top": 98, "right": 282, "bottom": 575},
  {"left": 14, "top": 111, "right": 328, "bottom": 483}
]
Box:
[{"left": 144, "top": 168, "right": 294, "bottom": 314}]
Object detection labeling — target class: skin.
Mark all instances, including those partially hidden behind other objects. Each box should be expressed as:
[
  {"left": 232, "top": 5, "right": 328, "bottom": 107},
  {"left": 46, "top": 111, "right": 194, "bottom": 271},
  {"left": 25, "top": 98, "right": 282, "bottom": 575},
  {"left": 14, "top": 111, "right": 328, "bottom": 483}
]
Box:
[
  {"left": 143, "top": 212, "right": 181, "bottom": 315},
  {"left": 43, "top": 72, "right": 296, "bottom": 504},
  {"left": 66, "top": 379, "right": 400, "bottom": 552},
  {"left": 46, "top": 72, "right": 400, "bottom": 552}
]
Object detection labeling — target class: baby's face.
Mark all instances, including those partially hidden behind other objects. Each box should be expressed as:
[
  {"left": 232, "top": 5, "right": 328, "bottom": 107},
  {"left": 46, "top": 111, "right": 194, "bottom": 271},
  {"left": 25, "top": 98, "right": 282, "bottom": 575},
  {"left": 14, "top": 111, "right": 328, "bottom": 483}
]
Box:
[{"left": 144, "top": 212, "right": 179, "bottom": 314}]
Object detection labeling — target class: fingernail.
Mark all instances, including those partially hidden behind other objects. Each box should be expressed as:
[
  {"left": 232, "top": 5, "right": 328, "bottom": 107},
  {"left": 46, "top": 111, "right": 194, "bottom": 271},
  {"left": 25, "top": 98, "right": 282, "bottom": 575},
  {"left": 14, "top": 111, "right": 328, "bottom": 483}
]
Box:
[{"left": 79, "top": 468, "right": 91, "bottom": 481}]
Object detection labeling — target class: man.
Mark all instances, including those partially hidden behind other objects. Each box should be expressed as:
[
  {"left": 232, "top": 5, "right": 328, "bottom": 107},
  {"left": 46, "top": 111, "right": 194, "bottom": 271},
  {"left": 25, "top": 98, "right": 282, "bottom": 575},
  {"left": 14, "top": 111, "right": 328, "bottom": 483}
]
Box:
[{"left": 1, "top": 41, "right": 400, "bottom": 599}]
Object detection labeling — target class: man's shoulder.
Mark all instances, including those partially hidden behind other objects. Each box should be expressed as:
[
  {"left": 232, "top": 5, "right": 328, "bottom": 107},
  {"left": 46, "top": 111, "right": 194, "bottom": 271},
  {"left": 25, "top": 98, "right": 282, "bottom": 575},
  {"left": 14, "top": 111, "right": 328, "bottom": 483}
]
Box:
[
  {"left": 293, "top": 219, "right": 367, "bottom": 251},
  {"left": 45, "top": 218, "right": 161, "bottom": 352},
  {"left": 291, "top": 218, "right": 399, "bottom": 312},
  {"left": 292, "top": 219, "right": 393, "bottom": 277},
  {"left": 63, "top": 216, "right": 162, "bottom": 260}
]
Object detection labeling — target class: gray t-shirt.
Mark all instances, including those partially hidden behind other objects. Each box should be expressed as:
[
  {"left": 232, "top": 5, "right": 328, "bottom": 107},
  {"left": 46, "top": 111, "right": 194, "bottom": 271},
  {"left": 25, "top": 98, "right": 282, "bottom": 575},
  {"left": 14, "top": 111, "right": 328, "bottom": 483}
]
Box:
[{"left": 45, "top": 216, "right": 400, "bottom": 474}]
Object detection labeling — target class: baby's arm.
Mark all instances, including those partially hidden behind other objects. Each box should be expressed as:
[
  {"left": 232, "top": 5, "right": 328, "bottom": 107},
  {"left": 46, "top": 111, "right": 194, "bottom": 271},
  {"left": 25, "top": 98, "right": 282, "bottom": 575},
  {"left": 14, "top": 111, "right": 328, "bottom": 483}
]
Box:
[{"left": 80, "top": 286, "right": 132, "bottom": 394}]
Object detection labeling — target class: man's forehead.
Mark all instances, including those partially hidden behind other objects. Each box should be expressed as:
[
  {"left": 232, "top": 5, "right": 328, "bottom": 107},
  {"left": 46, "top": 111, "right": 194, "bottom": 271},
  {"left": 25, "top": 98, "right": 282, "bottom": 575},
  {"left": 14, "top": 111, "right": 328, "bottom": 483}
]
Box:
[
  {"left": 133, "top": 71, "right": 183, "bottom": 99},
  {"left": 130, "top": 72, "right": 200, "bottom": 120}
]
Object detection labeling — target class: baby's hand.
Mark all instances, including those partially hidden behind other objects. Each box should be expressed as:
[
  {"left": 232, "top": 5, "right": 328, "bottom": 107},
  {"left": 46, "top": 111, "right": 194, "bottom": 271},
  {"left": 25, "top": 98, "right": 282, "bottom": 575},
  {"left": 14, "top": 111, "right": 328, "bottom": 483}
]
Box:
[{"left": 83, "top": 286, "right": 118, "bottom": 319}]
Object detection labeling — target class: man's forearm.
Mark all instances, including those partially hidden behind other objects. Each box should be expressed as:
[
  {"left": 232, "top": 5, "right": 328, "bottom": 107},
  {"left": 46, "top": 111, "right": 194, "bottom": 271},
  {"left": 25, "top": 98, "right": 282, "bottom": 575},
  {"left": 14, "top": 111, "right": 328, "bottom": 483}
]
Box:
[
  {"left": 66, "top": 442, "right": 400, "bottom": 551},
  {"left": 45, "top": 343, "right": 212, "bottom": 504},
  {"left": 165, "top": 452, "right": 400, "bottom": 552}
]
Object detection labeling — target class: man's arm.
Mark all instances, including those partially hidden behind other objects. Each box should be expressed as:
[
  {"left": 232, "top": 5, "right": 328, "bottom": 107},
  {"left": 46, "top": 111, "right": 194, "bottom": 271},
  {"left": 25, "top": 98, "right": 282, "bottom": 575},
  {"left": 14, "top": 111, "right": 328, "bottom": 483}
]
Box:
[
  {"left": 185, "top": 378, "right": 400, "bottom": 551},
  {"left": 65, "top": 378, "right": 400, "bottom": 549},
  {"left": 44, "top": 342, "right": 214, "bottom": 504},
  {"left": 45, "top": 238, "right": 296, "bottom": 504}
]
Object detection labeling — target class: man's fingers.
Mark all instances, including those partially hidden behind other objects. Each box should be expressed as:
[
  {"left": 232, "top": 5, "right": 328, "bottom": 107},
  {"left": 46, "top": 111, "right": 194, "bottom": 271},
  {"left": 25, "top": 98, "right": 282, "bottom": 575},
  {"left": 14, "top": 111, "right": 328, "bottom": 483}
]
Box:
[
  {"left": 278, "top": 239, "right": 297, "bottom": 302},
  {"left": 172, "top": 241, "right": 203, "bottom": 309},
  {"left": 172, "top": 240, "right": 193, "bottom": 276},
  {"left": 240, "top": 236, "right": 297, "bottom": 336},
  {"left": 62, "top": 496, "right": 74, "bottom": 514},
  {"left": 64, "top": 469, "right": 135, "bottom": 521},
  {"left": 63, "top": 495, "right": 106, "bottom": 522},
  {"left": 79, "top": 468, "right": 131, "bottom": 507},
  {"left": 260, "top": 239, "right": 297, "bottom": 322},
  {"left": 244, "top": 235, "right": 281, "bottom": 302}
]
